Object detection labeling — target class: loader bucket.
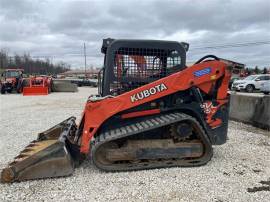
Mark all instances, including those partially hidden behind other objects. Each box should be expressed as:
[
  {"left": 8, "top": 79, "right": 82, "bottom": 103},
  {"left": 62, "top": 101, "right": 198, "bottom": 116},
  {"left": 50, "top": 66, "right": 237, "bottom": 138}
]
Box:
[
  {"left": 1, "top": 117, "right": 79, "bottom": 183},
  {"left": 23, "top": 86, "right": 48, "bottom": 96}
]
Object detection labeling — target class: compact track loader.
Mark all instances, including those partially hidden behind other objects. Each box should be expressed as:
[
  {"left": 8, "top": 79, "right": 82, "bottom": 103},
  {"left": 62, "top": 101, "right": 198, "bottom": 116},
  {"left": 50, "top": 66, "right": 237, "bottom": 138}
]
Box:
[{"left": 1, "top": 39, "right": 244, "bottom": 182}]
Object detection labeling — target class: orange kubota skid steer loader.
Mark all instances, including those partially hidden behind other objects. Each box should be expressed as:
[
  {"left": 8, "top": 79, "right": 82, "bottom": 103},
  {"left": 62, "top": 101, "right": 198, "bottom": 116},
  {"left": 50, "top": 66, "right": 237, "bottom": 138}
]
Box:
[{"left": 1, "top": 39, "right": 244, "bottom": 183}]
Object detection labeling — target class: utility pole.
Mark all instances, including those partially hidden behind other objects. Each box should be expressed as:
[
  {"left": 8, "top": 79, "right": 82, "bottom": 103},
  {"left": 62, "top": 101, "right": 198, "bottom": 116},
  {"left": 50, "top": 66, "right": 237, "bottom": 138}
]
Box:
[{"left": 84, "top": 43, "right": 87, "bottom": 78}]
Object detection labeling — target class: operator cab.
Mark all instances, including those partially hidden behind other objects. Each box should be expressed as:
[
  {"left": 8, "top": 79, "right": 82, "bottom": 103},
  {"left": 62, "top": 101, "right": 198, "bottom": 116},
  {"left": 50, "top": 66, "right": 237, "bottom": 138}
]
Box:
[
  {"left": 99, "top": 38, "right": 189, "bottom": 96},
  {"left": 2, "top": 69, "right": 23, "bottom": 79}
]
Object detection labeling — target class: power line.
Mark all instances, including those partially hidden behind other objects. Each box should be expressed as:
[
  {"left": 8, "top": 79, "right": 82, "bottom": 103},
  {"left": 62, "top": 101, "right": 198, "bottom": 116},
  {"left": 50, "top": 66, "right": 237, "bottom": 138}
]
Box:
[
  {"left": 191, "top": 41, "right": 270, "bottom": 50},
  {"left": 4, "top": 40, "right": 270, "bottom": 58},
  {"left": 2, "top": 40, "right": 270, "bottom": 67},
  {"left": 191, "top": 39, "right": 270, "bottom": 47}
]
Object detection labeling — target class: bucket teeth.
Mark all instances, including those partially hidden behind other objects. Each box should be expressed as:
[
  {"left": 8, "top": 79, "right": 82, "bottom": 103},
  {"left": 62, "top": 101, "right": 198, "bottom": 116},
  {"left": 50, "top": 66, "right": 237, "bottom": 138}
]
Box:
[
  {"left": 21, "top": 148, "right": 34, "bottom": 153},
  {"left": 1, "top": 140, "right": 74, "bottom": 183},
  {"left": 1, "top": 117, "right": 77, "bottom": 183},
  {"left": 12, "top": 140, "right": 58, "bottom": 162}
]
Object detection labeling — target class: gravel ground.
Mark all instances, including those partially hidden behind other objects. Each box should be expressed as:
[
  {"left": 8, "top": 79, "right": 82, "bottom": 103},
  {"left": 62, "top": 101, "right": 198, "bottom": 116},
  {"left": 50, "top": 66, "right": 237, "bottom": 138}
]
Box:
[{"left": 0, "top": 87, "right": 269, "bottom": 202}]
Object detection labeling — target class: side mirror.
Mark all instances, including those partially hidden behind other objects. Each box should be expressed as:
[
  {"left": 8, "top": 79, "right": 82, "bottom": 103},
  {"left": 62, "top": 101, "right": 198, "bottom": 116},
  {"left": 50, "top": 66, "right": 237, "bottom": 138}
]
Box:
[{"left": 255, "top": 78, "right": 260, "bottom": 81}]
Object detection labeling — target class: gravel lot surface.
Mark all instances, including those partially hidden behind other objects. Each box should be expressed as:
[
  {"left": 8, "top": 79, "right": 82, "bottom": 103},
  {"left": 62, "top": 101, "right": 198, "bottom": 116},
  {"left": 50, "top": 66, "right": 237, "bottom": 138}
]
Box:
[{"left": 0, "top": 87, "right": 269, "bottom": 201}]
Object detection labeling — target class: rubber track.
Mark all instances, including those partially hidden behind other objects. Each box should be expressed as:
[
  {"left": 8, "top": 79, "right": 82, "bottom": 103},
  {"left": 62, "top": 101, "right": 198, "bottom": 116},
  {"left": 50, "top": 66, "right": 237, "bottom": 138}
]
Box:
[{"left": 92, "top": 112, "right": 213, "bottom": 171}]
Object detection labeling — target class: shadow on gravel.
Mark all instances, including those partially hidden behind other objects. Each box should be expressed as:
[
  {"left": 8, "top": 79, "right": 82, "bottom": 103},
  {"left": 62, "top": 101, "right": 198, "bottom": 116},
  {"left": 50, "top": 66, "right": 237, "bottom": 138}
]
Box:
[{"left": 247, "top": 180, "right": 270, "bottom": 193}]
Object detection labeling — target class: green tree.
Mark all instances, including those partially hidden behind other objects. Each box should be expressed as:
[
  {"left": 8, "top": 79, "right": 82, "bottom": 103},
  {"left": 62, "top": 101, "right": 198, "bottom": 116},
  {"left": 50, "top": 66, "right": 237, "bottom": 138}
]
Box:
[
  {"left": 0, "top": 50, "right": 70, "bottom": 74},
  {"left": 254, "top": 66, "right": 260, "bottom": 74}
]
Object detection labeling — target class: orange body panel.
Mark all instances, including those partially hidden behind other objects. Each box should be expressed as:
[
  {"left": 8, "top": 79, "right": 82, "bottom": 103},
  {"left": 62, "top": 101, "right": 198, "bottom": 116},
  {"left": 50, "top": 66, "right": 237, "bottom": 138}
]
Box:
[
  {"left": 121, "top": 109, "right": 160, "bottom": 119},
  {"left": 79, "top": 61, "right": 231, "bottom": 154}
]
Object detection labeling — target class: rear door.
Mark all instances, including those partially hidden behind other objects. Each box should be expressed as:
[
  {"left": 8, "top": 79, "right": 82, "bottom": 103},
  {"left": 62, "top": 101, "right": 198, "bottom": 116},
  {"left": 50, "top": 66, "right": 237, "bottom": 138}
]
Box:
[
  {"left": 261, "top": 75, "right": 270, "bottom": 91},
  {"left": 255, "top": 75, "right": 270, "bottom": 89}
]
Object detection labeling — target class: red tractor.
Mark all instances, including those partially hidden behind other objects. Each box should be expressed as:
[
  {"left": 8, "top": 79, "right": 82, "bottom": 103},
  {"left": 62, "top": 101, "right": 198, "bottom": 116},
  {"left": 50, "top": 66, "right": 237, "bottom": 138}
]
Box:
[
  {"left": 0, "top": 69, "right": 24, "bottom": 94},
  {"left": 23, "top": 76, "right": 53, "bottom": 96}
]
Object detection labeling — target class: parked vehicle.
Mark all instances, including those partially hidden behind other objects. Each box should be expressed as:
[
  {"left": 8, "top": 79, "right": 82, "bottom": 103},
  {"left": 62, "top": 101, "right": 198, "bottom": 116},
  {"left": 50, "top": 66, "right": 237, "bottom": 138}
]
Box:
[
  {"left": 229, "top": 77, "right": 240, "bottom": 90},
  {"left": 260, "top": 81, "right": 270, "bottom": 95},
  {"left": 69, "top": 78, "right": 98, "bottom": 87},
  {"left": 0, "top": 69, "right": 24, "bottom": 94},
  {"left": 1, "top": 38, "right": 243, "bottom": 183},
  {"left": 232, "top": 74, "right": 270, "bottom": 93},
  {"left": 23, "top": 76, "right": 53, "bottom": 96}
]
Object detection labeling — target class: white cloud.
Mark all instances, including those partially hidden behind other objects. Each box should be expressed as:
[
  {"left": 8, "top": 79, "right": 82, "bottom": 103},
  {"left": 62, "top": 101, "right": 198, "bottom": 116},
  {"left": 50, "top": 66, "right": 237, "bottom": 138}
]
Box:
[{"left": 0, "top": 0, "right": 269, "bottom": 68}]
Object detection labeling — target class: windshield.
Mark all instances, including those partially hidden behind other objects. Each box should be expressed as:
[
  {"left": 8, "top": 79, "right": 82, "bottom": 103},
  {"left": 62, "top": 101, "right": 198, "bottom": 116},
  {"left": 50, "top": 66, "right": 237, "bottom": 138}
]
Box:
[
  {"left": 244, "top": 75, "right": 256, "bottom": 81},
  {"left": 5, "top": 71, "right": 20, "bottom": 78}
]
